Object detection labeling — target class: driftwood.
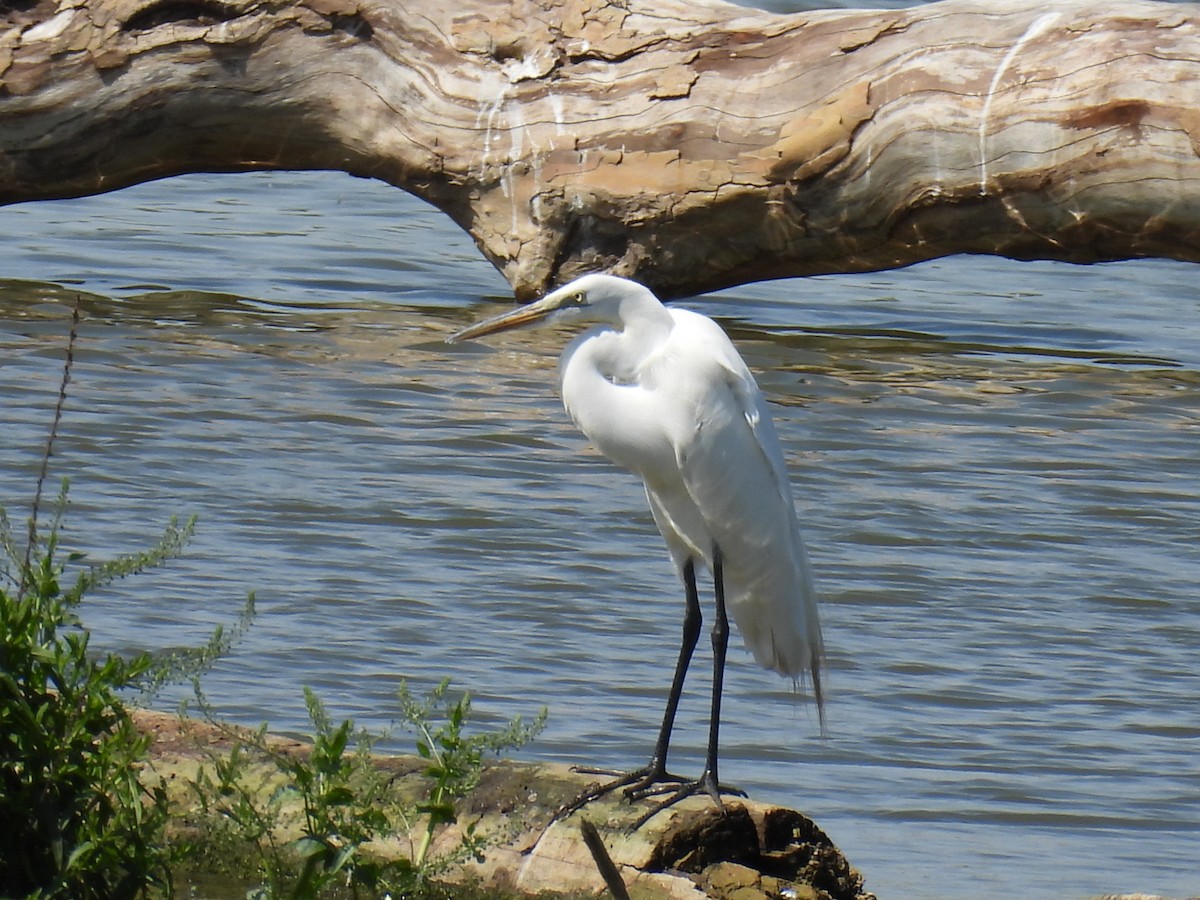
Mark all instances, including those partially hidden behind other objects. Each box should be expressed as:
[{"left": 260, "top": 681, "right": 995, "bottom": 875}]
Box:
[
  {"left": 2, "top": 0, "right": 1199, "bottom": 299},
  {"left": 136, "top": 709, "right": 873, "bottom": 899}
]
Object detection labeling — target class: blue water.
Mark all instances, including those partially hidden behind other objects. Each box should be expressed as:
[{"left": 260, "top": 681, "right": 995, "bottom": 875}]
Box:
[{"left": 2, "top": 171, "right": 1198, "bottom": 899}]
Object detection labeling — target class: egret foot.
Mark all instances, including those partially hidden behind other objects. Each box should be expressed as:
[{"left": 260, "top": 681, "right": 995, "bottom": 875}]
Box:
[
  {"left": 552, "top": 761, "right": 746, "bottom": 830},
  {"left": 574, "top": 761, "right": 697, "bottom": 795},
  {"left": 552, "top": 761, "right": 687, "bottom": 824},
  {"left": 626, "top": 768, "right": 746, "bottom": 830}
]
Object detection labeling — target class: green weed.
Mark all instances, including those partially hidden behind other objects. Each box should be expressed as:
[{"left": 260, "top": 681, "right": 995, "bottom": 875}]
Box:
[
  {"left": 0, "top": 302, "right": 249, "bottom": 897},
  {"left": 4, "top": 301, "right": 550, "bottom": 900},
  {"left": 183, "top": 680, "right": 545, "bottom": 898}
]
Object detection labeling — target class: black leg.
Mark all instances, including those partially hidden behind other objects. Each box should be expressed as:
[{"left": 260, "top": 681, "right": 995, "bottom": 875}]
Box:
[
  {"left": 552, "top": 558, "right": 702, "bottom": 820},
  {"left": 642, "top": 557, "right": 703, "bottom": 781},
  {"left": 624, "top": 546, "right": 745, "bottom": 829},
  {"left": 699, "top": 545, "right": 730, "bottom": 804}
]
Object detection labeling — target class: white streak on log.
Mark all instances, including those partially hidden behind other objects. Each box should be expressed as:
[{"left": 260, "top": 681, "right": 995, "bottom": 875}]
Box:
[
  {"left": 477, "top": 71, "right": 512, "bottom": 171},
  {"left": 978, "top": 11, "right": 1061, "bottom": 195},
  {"left": 21, "top": 9, "right": 75, "bottom": 43},
  {"left": 549, "top": 94, "right": 567, "bottom": 138}
]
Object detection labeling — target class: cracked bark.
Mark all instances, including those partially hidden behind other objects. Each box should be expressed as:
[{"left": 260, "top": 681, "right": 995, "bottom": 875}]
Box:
[{"left": 2, "top": 0, "right": 1199, "bottom": 299}]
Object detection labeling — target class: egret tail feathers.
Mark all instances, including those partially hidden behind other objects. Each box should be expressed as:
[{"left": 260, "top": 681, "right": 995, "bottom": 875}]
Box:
[{"left": 725, "top": 537, "right": 824, "bottom": 722}]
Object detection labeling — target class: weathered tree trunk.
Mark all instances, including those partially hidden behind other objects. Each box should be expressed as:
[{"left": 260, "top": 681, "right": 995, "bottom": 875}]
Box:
[{"left": 2, "top": 0, "right": 1198, "bottom": 299}]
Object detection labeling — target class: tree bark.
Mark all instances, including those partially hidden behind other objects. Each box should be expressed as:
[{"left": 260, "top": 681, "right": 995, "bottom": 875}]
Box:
[{"left": 2, "top": 0, "right": 1198, "bottom": 299}]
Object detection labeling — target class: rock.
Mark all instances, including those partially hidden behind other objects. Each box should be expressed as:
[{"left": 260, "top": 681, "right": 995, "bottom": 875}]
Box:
[{"left": 133, "top": 708, "right": 874, "bottom": 899}]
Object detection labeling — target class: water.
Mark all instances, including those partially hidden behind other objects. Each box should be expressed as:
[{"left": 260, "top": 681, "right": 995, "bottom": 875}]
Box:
[{"left": 2, "top": 171, "right": 1198, "bottom": 900}]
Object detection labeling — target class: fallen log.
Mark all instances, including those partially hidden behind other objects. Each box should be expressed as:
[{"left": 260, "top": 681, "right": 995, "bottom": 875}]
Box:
[
  {"left": 134, "top": 708, "right": 873, "bottom": 899},
  {"left": 2, "top": 0, "right": 1199, "bottom": 299}
]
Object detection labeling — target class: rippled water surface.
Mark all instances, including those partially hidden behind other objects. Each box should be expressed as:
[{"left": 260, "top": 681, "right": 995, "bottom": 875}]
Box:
[{"left": 2, "top": 172, "right": 1198, "bottom": 899}]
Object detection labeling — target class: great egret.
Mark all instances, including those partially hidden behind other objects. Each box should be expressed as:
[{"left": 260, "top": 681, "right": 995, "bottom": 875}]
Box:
[{"left": 449, "top": 273, "right": 823, "bottom": 821}]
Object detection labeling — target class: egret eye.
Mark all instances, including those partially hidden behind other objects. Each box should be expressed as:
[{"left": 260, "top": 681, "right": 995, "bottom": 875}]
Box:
[{"left": 570, "top": 291, "right": 586, "bottom": 306}]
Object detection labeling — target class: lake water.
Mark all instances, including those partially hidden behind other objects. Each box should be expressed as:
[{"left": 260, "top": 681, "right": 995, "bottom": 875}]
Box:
[{"left": 2, "top": 168, "right": 1198, "bottom": 899}]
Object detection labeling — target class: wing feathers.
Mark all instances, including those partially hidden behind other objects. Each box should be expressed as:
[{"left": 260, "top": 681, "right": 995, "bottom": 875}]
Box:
[{"left": 665, "top": 314, "right": 822, "bottom": 683}]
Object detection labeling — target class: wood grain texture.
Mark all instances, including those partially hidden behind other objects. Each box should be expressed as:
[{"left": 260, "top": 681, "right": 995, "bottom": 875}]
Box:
[{"left": 2, "top": 0, "right": 1198, "bottom": 298}]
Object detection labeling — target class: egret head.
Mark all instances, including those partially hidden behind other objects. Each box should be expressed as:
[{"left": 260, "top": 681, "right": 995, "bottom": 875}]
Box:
[{"left": 448, "top": 273, "right": 658, "bottom": 342}]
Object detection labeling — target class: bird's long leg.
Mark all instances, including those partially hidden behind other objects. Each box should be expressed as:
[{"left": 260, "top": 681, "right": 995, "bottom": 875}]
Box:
[
  {"left": 632, "top": 556, "right": 703, "bottom": 786},
  {"left": 626, "top": 546, "right": 745, "bottom": 829},
  {"left": 699, "top": 544, "right": 731, "bottom": 803},
  {"left": 552, "top": 559, "right": 702, "bottom": 821}
]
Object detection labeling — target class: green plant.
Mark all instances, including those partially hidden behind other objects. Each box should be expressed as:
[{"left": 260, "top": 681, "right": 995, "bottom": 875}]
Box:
[
  {"left": 399, "top": 679, "right": 546, "bottom": 876},
  {"left": 187, "top": 686, "right": 398, "bottom": 899},
  {"left": 0, "top": 302, "right": 252, "bottom": 898},
  {"left": 183, "top": 679, "right": 545, "bottom": 899},
  {"left": 0, "top": 491, "right": 186, "bottom": 898},
  {"left": 0, "top": 485, "right": 256, "bottom": 899}
]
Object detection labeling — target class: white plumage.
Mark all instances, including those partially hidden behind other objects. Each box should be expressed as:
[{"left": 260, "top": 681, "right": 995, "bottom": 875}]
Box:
[
  {"left": 451, "top": 272, "right": 822, "bottom": 817},
  {"left": 556, "top": 281, "right": 822, "bottom": 685}
]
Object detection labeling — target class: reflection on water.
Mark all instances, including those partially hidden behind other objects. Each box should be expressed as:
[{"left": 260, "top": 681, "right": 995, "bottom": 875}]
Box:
[{"left": 2, "top": 173, "right": 1198, "bottom": 900}]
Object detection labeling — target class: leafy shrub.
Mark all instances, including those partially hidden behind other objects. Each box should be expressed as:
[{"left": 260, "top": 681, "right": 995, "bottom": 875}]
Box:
[
  {"left": 0, "top": 485, "right": 201, "bottom": 896},
  {"left": 184, "top": 679, "right": 545, "bottom": 899},
  {"left": 5, "top": 301, "right": 548, "bottom": 900},
  {"left": 1, "top": 303, "right": 248, "bottom": 897}
]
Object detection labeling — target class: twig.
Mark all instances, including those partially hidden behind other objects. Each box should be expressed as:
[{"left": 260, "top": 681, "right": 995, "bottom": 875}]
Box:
[
  {"left": 580, "top": 818, "right": 630, "bottom": 900},
  {"left": 19, "top": 296, "right": 81, "bottom": 596}
]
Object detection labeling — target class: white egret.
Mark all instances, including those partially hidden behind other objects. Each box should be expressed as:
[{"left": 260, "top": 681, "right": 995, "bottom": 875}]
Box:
[{"left": 449, "top": 273, "right": 823, "bottom": 822}]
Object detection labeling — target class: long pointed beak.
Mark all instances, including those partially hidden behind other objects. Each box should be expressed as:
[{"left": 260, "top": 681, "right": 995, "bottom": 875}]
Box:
[{"left": 447, "top": 296, "right": 558, "bottom": 343}]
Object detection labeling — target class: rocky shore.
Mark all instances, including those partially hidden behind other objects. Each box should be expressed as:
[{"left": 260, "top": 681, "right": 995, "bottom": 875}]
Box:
[{"left": 134, "top": 708, "right": 873, "bottom": 899}]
